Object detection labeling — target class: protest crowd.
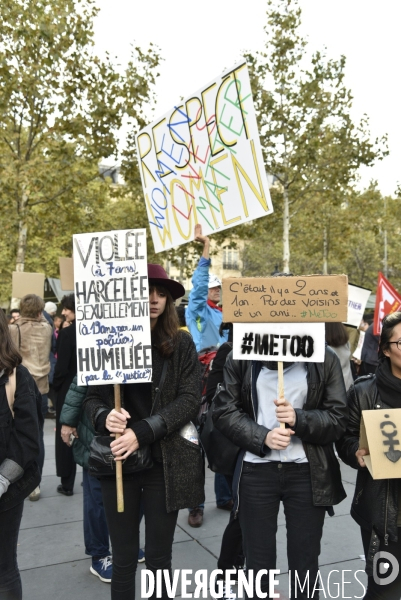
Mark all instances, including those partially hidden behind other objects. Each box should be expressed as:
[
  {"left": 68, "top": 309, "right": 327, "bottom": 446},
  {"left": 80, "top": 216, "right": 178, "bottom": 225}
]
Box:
[
  {"left": 1, "top": 13, "right": 401, "bottom": 598},
  {"left": 1, "top": 218, "right": 401, "bottom": 600}
]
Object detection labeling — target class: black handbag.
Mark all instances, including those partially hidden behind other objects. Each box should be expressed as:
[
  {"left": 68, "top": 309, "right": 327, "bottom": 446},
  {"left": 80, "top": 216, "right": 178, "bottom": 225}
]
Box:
[
  {"left": 88, "top": 436, "right": 153, "bottom": 476},
  {"left": 200, "top": 385, "right": 240, "bottom": 476},
  {"left": 88, "top": 360, "right": 168, "bottom": 477}
]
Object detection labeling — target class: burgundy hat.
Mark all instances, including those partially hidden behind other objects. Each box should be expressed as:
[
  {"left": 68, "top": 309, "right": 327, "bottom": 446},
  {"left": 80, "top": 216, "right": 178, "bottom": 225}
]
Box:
[{"left": 147, "top": 264, "right": 185, "bottom": 301}]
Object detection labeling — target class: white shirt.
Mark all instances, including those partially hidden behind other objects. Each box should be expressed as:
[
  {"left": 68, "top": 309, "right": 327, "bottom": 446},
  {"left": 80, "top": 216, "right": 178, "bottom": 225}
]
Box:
[{"left": 244, "top": 362, "right": 308, "bottom": 463}]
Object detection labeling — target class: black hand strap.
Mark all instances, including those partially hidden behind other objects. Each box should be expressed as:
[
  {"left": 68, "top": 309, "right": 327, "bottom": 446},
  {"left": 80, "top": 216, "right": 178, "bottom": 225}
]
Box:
[{"left": 150, "top": 359, "right": 168, "bottom": 416}]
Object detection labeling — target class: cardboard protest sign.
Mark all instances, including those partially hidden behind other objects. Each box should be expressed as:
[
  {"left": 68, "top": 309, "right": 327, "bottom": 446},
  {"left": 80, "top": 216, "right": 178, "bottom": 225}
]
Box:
[
  {"left": 12, "top": 272, "right": 45, "bottom": 298},
  {"left": 223, "top": 275, "right": 348, "bottom": 323},
  {"left": 360, "top": 409, "right": 401, "bottom": 479},
  {"left": 59, "top": 257, "right": 74, "bottom": 291},
  {"left": 73, "top": 229, "right": 152, "bottom": 386},
  {"left": 136, "top": 61, "right": 273, "bottom": 253},
  {"left": 233, "top": 322, "right": 325, "bottom": 362},
  {"left": 345, "top": 284, "right": 371, "bottom": 328}
]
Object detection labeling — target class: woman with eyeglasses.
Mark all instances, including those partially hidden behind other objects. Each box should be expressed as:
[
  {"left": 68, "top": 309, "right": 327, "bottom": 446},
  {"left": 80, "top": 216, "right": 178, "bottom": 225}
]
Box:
[{"left": 337, "top": 312, "right": 401, "bottom": 598}]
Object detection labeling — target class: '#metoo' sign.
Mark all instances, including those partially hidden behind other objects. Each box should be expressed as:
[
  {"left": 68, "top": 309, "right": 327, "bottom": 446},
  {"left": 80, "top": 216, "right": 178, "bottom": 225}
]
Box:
[
  {"left": 73, "top": 229, "right": 152, "bottom": 386},
  {"left": 233, "top": 323, "right": 325, "bottom": 362}
]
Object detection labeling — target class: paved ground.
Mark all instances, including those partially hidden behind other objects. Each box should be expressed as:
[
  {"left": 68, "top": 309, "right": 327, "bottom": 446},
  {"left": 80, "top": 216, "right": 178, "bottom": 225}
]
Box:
[{"left": 18, "top": 419, "right": 368, "bottom": 599}]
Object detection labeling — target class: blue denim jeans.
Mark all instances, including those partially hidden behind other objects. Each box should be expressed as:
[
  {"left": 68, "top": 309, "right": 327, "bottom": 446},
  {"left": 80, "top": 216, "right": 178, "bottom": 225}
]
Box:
[
  {"left": 83, "top": 469, "right": 110, "bottom": 558},
  {"left": 239, "top": 461, "right": 326, "bottom": 600},
  {"left": 214, "top": 472, "right": 232, "bottom": 506},
  {"left": 0, "top": 501, "right": 24, "bottom": 599}
]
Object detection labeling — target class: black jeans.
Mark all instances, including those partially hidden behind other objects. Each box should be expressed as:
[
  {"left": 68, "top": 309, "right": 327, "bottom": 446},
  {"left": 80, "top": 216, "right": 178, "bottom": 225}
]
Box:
[
  {"left": 0, "top": 501, "right": 24, "bottom": 600},
  {"left": 361, "top": 527, "right": 401, "bottom": 599},
  {"left": 100, "top": 462, "right": 178, "bottom": 600},
  {"left": 217, "top": 475, "right": 244, "bottom": 575},
  {"left": 239, "top": 461, "right": 326, "bottom": 599}
]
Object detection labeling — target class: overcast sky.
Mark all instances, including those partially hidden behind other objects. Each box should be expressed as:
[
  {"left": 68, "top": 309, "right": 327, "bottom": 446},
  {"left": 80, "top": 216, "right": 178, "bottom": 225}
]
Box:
[{"left": 94, "top": 0, "right": 400, "bottom": 196}]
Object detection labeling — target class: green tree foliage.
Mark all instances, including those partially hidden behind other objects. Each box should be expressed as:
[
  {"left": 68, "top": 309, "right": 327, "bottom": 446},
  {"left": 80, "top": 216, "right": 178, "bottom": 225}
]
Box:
[
  {"left": 0, "top": 0, "right": 160, "bottom": 301},
  {"left": 241, "top": 0, "right": 387, "bottom": 274}
]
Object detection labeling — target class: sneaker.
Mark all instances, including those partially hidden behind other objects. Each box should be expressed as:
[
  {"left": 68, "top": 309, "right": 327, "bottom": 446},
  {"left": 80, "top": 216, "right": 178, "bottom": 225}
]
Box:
[
  {"left": 188, "top": 507, "right": 204, "bottom": 527},
  {"left": 29, "top": 486, "right": 41, "bottom": 501},
  {"left": 211, "top": 582, "right": 236, "bottom": 600},
  {"left": 90, "top": 556, "right": 112, "bottom": 583},
  {"left": 138, "top": 548, "right": 145, "bottom": 563}
]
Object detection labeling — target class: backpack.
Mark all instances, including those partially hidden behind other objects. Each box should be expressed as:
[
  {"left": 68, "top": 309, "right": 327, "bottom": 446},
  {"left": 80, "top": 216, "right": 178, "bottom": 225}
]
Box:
[{"left": 197, "top": 346, "right": 218, "bottom": 428}]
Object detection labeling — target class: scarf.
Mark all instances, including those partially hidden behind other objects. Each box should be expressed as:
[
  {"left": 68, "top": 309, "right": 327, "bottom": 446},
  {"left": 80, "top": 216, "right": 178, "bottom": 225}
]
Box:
[
  {"left": 375, "top": 358, "right": 401, "bottom": 409},
  {"left": 207, "top": 299, "right": 222, "bottom": 312}
]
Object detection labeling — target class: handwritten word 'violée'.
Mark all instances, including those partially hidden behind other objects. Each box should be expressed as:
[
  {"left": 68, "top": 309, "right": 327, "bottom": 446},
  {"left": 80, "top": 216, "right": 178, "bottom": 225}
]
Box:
[{"left": 74, "top": 231, "right": 145, "bottom": 268}]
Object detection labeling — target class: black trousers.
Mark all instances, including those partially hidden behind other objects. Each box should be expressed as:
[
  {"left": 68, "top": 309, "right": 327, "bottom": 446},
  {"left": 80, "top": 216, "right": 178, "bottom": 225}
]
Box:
[
  {"left": 0, "top": 501, "right": 24, "bottom": 600},
  {"left": 361, "top": 527, "right": 401, "bottom": 599},
  {"left": 239, "top": 461, "right": 326, "bottom": 599},
  {"left": 100, "top": 462, "right": 178, "bottom": 600},
  {"left": 217, "top": 475, "right": 244, "bottom": 575}
]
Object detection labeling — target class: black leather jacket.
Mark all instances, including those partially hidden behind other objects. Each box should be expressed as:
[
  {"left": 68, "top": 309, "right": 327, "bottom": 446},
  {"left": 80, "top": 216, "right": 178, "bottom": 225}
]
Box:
[
  {"left": 336, "top": 374, "right": 398, "bottom": 576},
  {"left": 213, "top": 347, "right": 348, "bottom": 508}
]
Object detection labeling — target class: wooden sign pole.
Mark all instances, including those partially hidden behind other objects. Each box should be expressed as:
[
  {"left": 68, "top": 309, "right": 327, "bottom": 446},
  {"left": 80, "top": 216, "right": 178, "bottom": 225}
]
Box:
[
  {"left": 114, "top": 384, "right": 124, "bottom": 513},
  {"left": 278, "top": 362, "right": 285, "bottom": 429}
]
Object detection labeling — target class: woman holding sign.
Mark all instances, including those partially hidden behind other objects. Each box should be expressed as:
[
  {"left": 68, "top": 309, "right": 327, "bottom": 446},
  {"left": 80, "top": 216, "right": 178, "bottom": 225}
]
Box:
[
  {"left": 337, "top": 312, "right": 401, "bottom": 598},
  {"left": 84, "top": 264, "right": 204, "bottom": 600},
  {"left": 212, "top": 338, "right": 348, "bottom": 599}
]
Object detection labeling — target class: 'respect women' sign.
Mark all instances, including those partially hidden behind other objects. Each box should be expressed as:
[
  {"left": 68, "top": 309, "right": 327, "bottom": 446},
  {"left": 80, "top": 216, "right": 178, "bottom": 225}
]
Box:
[
  {"left": 136, "top": 61, "right": 273, "bottom": 253},
  {"left": 73, "top": 229, "right": 152, "bottom": 386}
]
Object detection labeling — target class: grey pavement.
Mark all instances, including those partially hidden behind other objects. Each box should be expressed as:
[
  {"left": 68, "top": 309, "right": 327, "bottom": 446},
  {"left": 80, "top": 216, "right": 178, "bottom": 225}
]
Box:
[{"left": 18, "top": 419, "right": 368, "bottom": 599}]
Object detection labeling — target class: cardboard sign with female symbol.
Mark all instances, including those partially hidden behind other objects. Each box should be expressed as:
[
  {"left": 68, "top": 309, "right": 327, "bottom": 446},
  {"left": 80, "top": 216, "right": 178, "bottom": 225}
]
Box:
[{"left": 360, "top": 409, "right": 401, "bottom": 479}]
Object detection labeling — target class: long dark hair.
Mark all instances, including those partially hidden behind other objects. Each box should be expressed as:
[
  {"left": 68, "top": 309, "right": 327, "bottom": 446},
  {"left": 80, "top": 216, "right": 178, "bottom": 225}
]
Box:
[
  {"left": 150, "top": 285, "right": 180, "bottom": 357},
  {"left": 379, "top": 312, "right": 401, "bottom": 360},
  {"left": 325, "top": 322, "right": 349, "bottom": 347},
  {"left": 0, "top": 310, "right": 22, "bottom": 375}
]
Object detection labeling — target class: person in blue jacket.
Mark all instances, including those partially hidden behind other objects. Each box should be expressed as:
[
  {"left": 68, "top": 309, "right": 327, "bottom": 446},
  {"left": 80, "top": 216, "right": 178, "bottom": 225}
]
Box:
[
  {"left": 185, "top": 224, "right": 229, "bottom": 352},
  {"left": 186, "top": 224, "right": 231, "bottom": 528}
]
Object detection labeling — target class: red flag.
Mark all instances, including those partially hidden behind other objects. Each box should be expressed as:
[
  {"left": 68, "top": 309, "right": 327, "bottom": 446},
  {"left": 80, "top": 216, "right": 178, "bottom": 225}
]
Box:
[{"left": 373, "top": 272, "right": 401, "bottom": 335}]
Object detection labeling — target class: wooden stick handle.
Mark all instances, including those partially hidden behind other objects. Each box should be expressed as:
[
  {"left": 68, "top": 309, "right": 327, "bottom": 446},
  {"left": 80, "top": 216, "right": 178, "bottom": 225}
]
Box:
[
  {"left": 278, "top": 362, "right": 285, "bottom": 429},
  {"left": 114, "top": 384, "right": 124, "bottom": 513}
]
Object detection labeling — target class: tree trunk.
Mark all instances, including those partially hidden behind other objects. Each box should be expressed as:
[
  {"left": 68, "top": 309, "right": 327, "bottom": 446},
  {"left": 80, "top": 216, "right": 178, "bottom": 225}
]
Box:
[
  {"left": 323, "top": 227, "right": 328, "bottom": 275},
  {"left": 15, "top": 192, "right": 29, "bottom": 272},
  {"left": 282, "top": 187, "right": 290, "bottom": 273}
]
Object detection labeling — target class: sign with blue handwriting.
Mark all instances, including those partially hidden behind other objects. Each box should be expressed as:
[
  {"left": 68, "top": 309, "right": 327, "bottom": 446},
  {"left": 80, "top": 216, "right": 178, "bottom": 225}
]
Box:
[
  {"left": 73, "top": 229, "right": 152, "bottom": 386},
  {"left": 136, "top": 61, "right": 273, "bottom": 253}
]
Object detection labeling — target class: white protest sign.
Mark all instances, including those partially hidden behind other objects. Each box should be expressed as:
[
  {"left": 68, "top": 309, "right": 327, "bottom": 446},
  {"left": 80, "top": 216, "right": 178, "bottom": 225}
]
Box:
[
  {"left": 353, "top": 330, "right": 365, "bottom": 361},
  {"left": 73, "top": 229, "right": 152, "bottom": 386},
  {"left": 136, "top": 61, "right": 273, "bottom": 253},
  {"left": 344, "top": 284, "right": 371, "bottom": 327},
  {"left": 233, "top": 322, "right": 325, "bottom": 362}
]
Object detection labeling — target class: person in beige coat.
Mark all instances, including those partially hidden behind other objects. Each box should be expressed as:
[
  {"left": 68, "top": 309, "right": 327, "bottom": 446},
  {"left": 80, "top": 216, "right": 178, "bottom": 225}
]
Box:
[{"left": 9, "top": 294, "right": 52, "bottom": 501}]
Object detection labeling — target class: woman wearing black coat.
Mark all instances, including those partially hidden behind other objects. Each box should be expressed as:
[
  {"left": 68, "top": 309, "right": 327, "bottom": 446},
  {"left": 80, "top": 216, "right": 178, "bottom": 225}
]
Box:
[
  {"left": 0, "top": 309, "right": 42, "bottom": 599},
  {"left": 53, "top": 293, "right": 77, "bottom": 495},
  {"left": 337, "top": 311, "right": 401, "bottom": 598},
  {"left": 84, "top": 264, "right": 204, "bottom": 600}
]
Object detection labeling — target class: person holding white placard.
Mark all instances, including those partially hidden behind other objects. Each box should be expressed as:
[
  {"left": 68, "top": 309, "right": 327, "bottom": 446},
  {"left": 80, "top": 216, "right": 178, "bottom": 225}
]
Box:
[
  {"left": 83, "top": 264, "right": 204, "bottom": 600},
  {"left": 212, "top": 345, "right": 348, "bottom": 599},
  {"left": 337, "top": 312, "right": 401, "bottom": 598}
]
